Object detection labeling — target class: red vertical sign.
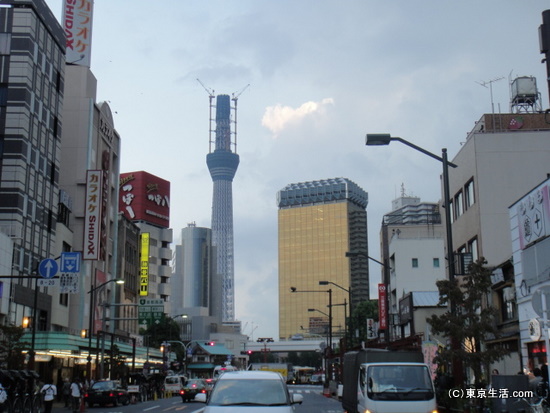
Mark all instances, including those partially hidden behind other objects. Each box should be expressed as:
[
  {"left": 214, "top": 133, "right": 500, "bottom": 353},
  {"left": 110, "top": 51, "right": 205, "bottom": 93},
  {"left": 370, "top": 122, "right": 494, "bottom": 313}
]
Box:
[{"left": 378, "top": 283, "right": 387, "bottom": 330}]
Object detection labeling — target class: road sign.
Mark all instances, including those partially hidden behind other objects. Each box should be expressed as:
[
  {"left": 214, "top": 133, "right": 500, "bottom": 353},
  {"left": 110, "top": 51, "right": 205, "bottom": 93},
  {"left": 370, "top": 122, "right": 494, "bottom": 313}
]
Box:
[
  {"left": 60, "top": 252, "right": 81, "bottom": 273},
  {"left": 139, "top": 298, "right": 164, "bottom": 306},
  {"left": 39, "top": 259, "right": 58, "bottom": 279},
  {"left": 38, "top": 278, "right": 58, "bottom": 287},
  {"left": 59, "top": 273, "right": 79, "bottom": 294}
]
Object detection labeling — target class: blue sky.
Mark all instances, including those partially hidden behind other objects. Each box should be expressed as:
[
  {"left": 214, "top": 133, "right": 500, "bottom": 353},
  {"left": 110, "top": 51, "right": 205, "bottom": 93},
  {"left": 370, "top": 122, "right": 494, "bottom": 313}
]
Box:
[{"left": 46, "top": 0, "right": 549, "bottom": 340}]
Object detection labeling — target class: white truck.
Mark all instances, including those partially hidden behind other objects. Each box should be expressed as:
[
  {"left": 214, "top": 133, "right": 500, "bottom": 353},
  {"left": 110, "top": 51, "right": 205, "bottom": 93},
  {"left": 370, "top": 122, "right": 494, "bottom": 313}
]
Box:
[{"left": 342, "top": 348, "right": 437, "bottom": 413}]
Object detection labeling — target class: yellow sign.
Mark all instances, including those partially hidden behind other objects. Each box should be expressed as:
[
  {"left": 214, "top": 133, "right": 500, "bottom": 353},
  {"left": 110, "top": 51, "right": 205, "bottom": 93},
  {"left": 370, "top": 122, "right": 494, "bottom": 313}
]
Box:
[{"left": 140, "top": 233, "right": 150, "bottom": 296}]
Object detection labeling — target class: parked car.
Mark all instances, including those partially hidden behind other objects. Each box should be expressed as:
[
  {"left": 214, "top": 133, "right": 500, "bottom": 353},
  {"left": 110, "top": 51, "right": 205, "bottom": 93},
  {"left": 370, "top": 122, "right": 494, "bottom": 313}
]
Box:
[
  {"left": 84, "top": 380, "right": 130, "bottom": 407},
  {"left": 164, "top": 375, "right": 187, "bottom": 395},
  {"left": 180, "top": 378, "right": 208, "bottom": 402},
  {"left": 195, "top": 370, "right": 303, "bottom": 411}
]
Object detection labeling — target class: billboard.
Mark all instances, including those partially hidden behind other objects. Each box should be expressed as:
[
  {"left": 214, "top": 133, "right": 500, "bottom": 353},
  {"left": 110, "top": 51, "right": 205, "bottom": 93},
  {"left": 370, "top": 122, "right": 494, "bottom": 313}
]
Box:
[
  {"left": 378, "top": 283, "right": 387, "bottom": 330},
  {"left": 83, "top": 170, "right": 102, "bottom": 260},
  {"left": 62, "top": 0, "right": 94, "bottom": 67},
  {"left": 119, "top": 171, "right": 170, "bottom": 228},
  {"left": 140, "top": 233, "right": 150, "bottom": 296}
]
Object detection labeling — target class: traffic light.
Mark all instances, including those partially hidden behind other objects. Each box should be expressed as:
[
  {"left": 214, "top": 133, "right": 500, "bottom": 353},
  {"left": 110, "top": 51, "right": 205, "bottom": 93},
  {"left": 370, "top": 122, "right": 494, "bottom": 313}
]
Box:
[
  {"left": 81, "top": 329, "right": 88, "bottom": 338},
  {"left": 240, "top": 350, "right": 253, "bottom": 355},
  {"left": 22, "top": 317, "right": 30, "bottom": 328},
  {"left": 205, "top": 341, "right": 215, "bottom": 346}
]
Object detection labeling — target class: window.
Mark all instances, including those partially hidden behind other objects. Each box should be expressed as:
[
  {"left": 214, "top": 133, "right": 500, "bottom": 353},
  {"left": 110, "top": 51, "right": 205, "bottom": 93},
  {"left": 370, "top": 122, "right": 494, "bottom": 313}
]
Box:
[
  {"left": 0, "top": 33, "right": 10, "bottom": 55},
  {"left": 412, "top": 258, "right": 418, "bottom": 268},
  {"left": 454, "top": 191, "right": 464, "bottom": 219},
  {"left": 500, "top": 286, "right": 516, "bottom": 322},
  {"left": 468, "top": 238, "right": 478, "bottom": 262},
  {"left": 433, "top": 258, "right": 440, "bottom": 268},
  {"left": 465, "top": 179, "right": 475, "bottom": 209}
]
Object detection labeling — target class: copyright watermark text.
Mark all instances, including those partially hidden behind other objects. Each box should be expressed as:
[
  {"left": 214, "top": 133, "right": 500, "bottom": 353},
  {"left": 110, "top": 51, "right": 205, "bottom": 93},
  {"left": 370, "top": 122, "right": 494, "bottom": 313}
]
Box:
[{"left": 448, "top": 388, "right": 534, "bottom": 399}]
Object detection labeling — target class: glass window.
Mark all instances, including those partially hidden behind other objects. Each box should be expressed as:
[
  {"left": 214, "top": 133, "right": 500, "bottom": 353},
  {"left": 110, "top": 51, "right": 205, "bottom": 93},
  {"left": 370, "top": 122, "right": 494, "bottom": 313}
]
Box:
[
  {"left": 500, "top": 286, "right": 516, "bottom": 322},
  {"left": 412, "top": 258, "right": 418, "bottom": 268},
  {"left": 0, "top": 33, "right": 10, "bottom": 55},
  {"left": 454, "top": 191, "right": 464, "bottom": 218},
  {"left": 433, "top": 258, "right": 440, "bottom": 268},
  {"left": 468, "top": 238, "right": 478, "bottom": 262},
  {"left": 465, "top": 179, "right": 475, "bottom": 208}
]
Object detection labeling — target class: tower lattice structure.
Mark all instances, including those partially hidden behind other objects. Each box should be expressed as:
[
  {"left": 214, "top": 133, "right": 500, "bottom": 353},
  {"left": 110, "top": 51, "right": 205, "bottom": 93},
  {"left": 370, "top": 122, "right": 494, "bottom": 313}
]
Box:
[{"left": 206, "top": 94, "right": 240, "bottom": 322}]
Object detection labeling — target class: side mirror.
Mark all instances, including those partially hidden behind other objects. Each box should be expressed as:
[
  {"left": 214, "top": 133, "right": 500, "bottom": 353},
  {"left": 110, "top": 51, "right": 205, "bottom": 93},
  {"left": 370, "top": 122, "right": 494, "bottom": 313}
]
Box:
[
  {"left": 291, "top": 393, "right": 303, "bottom": 404},
  {"left": 195, "top": 393, "right": 207, "bottom": 403}
]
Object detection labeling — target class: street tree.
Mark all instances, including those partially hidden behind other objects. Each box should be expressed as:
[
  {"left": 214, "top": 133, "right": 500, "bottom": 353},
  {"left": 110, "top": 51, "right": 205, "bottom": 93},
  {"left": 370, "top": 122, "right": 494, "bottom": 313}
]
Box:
[
  {"left": 0, "top": 324, "right": 29, "bottom": 369},
  {"left": 350, "top": 299, "right": 378, "bottom": 343},
  {"left": 427, "top": 258, "right": 508, "bottom": 388}
]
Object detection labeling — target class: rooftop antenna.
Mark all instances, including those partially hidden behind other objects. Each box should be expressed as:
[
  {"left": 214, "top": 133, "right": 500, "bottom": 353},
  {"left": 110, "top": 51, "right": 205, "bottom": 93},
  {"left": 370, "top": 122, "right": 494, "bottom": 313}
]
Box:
[
  {"left": 476, "top": 76, "right": 504, "bottom": 130},
  {"left": 197, "top": 79, "right": 216, "bottom": 152},
  {"left": 231, "top": 84, "right": 250, "bottom": 153}
]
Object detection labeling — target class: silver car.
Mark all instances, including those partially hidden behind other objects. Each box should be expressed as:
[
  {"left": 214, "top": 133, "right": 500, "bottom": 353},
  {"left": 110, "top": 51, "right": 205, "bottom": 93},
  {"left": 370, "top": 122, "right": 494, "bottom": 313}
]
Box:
[{"left": 194, "top": 370, "right": 303, "bottom": 412}]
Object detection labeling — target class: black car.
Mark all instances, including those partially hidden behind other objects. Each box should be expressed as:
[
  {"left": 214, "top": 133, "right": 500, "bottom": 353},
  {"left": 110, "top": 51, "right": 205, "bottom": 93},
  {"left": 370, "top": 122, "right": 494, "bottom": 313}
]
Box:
[
  {"left": 85, "top": 380, "right": 130, "bottom": 407},
  {"left": 180, "top": 378, "right": 208, "bottom": 402}
]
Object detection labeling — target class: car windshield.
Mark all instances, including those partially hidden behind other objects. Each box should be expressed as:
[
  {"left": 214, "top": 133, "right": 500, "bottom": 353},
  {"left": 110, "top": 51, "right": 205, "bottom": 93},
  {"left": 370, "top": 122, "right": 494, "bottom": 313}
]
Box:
[
  {"left": 209, "top": 379, "right": 289, "bottom": 406},
  {"left": 92, "top": 381, "right": 115, "bottom": 391},
  {"left": 366, "top": 365, "right": 434, "bottom": 401}
]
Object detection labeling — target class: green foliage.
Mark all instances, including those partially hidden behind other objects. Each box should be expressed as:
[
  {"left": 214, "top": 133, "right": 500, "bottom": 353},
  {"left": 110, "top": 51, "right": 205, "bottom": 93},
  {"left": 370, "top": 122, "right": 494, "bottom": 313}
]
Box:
[
  {"left": 350, "top": 299, "right": 378, "bottom": 343},
  {"left": 140, "top": 314, "right": 181, "bottom": 349},
  {"left": 426, "top": 258, "right": 508, "bottom": 386},
  {"left": 0, "top": 324, "right": 29, "bottom": 369}
]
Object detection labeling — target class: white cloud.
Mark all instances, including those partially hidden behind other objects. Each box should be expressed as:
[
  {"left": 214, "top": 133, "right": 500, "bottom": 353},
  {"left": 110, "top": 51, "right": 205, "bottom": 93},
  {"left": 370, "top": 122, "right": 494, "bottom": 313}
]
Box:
[{"left": 261, "top": 98, "right": 334, "bottom": 137}]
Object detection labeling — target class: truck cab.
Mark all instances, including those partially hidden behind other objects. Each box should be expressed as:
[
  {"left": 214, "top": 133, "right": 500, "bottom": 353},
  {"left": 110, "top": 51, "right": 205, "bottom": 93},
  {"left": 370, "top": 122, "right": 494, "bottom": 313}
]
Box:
[
  {"left": 342, "top": 349, "right": 437, "bottom": 413},
  {"left": 358, "top": 362, "right": 437, "bottom": 413}
]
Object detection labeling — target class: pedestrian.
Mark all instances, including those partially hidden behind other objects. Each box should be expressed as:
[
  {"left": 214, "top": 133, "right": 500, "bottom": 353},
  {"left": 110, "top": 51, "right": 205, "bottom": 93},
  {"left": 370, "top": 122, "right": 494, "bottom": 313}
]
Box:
[
  {"left": 70, "top": 378, "right": 82, "bottom": 413},
  {"left": 40, "top": 379, "right": 57, "bottom": 413},
  {"left": 0, "top": 381, "right": 7, "bottom": 413},
  {"left": 62, "top": 378, "right": 71, "bottom": 407}
]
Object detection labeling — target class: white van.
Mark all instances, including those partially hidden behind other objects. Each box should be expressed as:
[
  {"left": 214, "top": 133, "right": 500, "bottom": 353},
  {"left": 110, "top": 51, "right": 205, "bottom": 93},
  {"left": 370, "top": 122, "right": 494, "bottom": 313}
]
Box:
[{"left": 164, "top": 375, "right": 187, "bottom": 394}]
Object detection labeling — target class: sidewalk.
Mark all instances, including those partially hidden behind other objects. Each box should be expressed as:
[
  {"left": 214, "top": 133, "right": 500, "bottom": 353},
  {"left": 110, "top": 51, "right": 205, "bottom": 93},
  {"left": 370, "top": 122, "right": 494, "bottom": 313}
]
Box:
[{"left": 52, "top": 400, "right": 78, "bottom": 413}]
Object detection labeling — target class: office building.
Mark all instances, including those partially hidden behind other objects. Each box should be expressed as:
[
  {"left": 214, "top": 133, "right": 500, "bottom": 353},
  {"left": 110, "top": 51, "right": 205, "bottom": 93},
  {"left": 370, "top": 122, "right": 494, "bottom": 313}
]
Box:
[
  {"left": 448, "top": 108, "right": 550, "bottom": 374},
  {"left": 118, "top": 171, "right": 173, "bottom": 309},
  {"left": 277, "top": 178, "right": 369, "bottom": 342},
  {"left": 380, "top": 194, "right": 446, "bottom": 341},
  {"left": 0, "top": 0, "right": 64, "bottom": 345}
]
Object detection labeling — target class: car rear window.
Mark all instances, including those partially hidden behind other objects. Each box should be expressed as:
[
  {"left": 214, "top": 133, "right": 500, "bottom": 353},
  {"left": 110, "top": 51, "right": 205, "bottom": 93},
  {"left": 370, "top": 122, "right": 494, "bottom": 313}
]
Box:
[{"left": 209, "top": 379, "right": 288, "bottom": 406}]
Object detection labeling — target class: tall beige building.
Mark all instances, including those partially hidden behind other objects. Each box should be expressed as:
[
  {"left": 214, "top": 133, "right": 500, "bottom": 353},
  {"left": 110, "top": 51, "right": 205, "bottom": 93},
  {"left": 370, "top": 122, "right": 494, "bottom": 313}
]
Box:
[{"left": 277, "top": 178, "right": 369, "bottom": 342}]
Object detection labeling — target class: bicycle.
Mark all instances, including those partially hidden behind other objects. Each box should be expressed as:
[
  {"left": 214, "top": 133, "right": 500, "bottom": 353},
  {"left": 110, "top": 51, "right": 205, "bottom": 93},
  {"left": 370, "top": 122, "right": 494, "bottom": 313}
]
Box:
[{"left": 515, "top": 396, "right": 550, "bottom": 413}]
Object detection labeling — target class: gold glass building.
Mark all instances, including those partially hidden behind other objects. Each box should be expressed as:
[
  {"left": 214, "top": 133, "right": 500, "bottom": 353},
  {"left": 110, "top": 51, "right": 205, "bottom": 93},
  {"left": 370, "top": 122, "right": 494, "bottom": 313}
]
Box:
[{"left": 277, "top": 178, "right": 369, "bottom": 342}]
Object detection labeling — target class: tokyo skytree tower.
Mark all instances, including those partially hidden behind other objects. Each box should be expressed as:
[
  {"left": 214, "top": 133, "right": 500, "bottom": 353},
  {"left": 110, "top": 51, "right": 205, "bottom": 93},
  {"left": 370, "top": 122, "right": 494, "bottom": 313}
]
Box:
[{"left": 206, "top": 93, "right": 240, "bottom": 322}]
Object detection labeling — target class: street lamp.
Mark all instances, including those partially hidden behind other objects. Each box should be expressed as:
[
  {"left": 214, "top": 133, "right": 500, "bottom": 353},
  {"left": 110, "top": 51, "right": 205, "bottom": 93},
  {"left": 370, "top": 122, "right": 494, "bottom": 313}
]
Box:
[
  {"left": 365, "top": 133, "right": 457, "bottom": 282},
  {"left": 290, "top": 287, "right": 333, "bottom": 350},
  {"left": 365, "top": 133, "right": 461, "bottom": 378},
  {"left": 87, "top": 278, "right": 125, "bottom": 380},
  {"left": 319, "top": 281, "right": 351, "bottom": 347}
]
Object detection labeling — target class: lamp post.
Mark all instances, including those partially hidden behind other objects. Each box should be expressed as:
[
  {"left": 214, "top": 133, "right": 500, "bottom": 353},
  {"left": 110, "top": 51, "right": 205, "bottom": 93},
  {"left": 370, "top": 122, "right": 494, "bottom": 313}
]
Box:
[
  {"left": 290, "top": 287, "right": 333, "bottom": 350},
  {"left": 365, "top": 133, "right": 460, "bottom": 377},
  {"left": 345, "top": 251, "right": 392, "bottom": 341},
  {"left": 86, "top": 278, "right": 125, "bottom": 380},
  {"left": 365, "top": 133, "right": 457, "bottom": 282},
  {"left": 319, "top": 281, "right": 351, "bottom": 347}
]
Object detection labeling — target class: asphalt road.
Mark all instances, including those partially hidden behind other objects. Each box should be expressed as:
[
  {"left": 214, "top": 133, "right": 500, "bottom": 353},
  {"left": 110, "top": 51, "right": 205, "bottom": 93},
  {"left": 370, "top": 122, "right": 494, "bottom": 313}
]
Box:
[{"left": 51, "top": 384, "right": 344, "bottom": 413}]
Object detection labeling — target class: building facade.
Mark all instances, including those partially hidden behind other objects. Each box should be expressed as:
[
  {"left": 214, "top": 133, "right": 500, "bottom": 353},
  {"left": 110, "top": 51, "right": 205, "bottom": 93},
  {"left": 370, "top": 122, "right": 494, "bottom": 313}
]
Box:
[
  {"left": 448, "top": 112, "right": 550, "bottom": 375},
  {"left": 379, "top": 195, "right": 446, "bottom": 341},
  {"left": 510, "top": 177, "right": 550, "bottom": 373},
  {"left": 172, "top": 223, "right": 217, "bottom": 314},
  {"left": 118, "top": 171, "right": 173, "bottom": 313},
  {"left": 0, "top": 0, "right": 66, "bottom": 377},
  {"left": 277, "top": 178, "right": 369, "bottom": 342}
]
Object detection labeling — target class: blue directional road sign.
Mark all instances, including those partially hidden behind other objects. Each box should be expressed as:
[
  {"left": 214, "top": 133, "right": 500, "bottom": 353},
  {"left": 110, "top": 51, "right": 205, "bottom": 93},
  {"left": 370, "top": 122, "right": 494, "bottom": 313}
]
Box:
[
  {"left": 60, "top": 252, "right": 81, "bottom": 273},
  {"left": 39, "top": 258, "right": 58, "bottom": 279}
]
